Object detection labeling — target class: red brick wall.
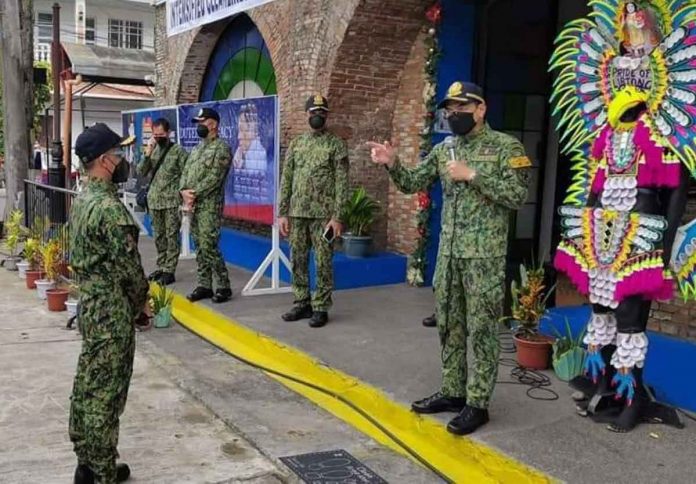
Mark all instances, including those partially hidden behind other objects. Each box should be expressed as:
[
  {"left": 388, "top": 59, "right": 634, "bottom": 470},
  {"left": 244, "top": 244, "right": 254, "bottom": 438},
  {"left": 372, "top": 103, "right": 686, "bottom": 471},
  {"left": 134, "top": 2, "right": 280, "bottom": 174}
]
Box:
[
  {"left": 649, "top": 198, "right": 696, "bottom": 340},
  {"left": 387, "top": 30, "right": 428, "bottom": 254},
  {"left": 326, "top": 0, "right": 426, "bottom": 249}
]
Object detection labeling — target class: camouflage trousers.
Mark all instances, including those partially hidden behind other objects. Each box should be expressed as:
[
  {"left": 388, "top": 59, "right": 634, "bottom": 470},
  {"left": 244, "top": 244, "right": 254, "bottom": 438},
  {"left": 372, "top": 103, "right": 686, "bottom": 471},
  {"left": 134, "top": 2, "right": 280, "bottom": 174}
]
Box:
[
  {"left": 290, "top": 217, "right": 333, "bottom": 311},
  {"left": 191, "top": 198, "right": 230, "bottom": 290},
  {"left": 434, "top": 256, "right": 505, "bottom": 409},
  {"left": 69, "top": 293, "right": 136, "bottom": 484},
  {"left": 151, "top": 207, "right": 181, "bottom": 273}
]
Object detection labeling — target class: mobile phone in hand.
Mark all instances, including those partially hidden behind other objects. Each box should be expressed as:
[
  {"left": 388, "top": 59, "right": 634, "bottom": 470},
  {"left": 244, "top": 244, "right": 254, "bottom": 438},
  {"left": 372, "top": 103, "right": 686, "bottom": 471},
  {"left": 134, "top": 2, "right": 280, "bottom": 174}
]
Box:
[{"left": 322, "top": 225, "right": 335, "bottom": 243}]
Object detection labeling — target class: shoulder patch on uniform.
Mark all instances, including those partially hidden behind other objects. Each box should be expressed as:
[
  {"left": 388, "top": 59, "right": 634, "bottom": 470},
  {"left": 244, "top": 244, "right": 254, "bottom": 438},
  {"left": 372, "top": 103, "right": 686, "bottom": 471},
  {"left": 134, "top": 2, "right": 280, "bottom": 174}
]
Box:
[{"left": 509, "top": 156, "right": 532, "bottom": 169}]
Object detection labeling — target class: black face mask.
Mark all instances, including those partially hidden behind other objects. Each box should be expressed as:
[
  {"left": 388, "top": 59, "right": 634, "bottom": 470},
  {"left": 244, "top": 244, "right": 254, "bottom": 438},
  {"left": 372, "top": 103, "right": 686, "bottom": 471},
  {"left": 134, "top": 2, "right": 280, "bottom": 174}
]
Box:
[
  {"left": 448, "top": 112, "right": 476, "bottom": 136},
  {"left": 309, "top": 115, "right": 326, "bottom": 130},
  {"left": 156, "top": 136, "right": 169, "bottom": 147},
  {"left": 197, "top": 124, "right": 210, "bottom": 139},
  {"left": 111, "top": 157, "right": 130, "bottom": 184}
]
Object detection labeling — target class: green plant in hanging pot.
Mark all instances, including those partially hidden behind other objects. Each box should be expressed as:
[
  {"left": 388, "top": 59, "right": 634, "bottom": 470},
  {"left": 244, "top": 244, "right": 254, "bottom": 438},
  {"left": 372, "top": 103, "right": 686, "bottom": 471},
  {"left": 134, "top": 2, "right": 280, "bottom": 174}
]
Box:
[
  {"left": 341, "top": 187, "right": 379, "bottom": 258},
  {"left": 503, "top": 262, "right": 556, "bottom": 370},
  {"left": 150, "top": 283, "right": 174, "bottom": 328},
  {"left": 551, "top": 319, "right": 586, "bottom": 382}
]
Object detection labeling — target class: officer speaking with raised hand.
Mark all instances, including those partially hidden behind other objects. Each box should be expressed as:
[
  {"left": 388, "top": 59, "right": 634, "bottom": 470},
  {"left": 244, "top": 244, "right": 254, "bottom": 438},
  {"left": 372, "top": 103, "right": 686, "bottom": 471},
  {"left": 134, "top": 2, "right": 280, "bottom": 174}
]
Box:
[
  {"left": 179, "top": 107, "right": 232, "bottom": 304},
  {"left": 69, "top": 123, "right": 150, "bottom": 483},
  {"left": 368, "top": 81, "right": 531, "bottom": 435}
]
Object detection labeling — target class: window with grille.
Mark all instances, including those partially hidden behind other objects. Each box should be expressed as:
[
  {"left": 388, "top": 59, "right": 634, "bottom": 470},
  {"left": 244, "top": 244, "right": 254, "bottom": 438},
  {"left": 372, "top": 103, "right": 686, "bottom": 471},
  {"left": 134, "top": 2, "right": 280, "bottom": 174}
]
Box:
[
  {"left": 85, "top": 18, "right": 96, "bottom": 45},
  {"left": 37, "top": 12, "right": 53, "bottom": 44},
  {"left": 108, "top": 19, "right": 142, "bottom": 49}
]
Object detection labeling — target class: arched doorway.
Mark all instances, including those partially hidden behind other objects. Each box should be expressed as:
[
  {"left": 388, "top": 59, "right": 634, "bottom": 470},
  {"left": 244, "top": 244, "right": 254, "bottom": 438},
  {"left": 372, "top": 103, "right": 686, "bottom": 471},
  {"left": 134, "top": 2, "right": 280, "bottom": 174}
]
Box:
[{"left": 200, "top": 14, "right": 277, "bottom": 102}]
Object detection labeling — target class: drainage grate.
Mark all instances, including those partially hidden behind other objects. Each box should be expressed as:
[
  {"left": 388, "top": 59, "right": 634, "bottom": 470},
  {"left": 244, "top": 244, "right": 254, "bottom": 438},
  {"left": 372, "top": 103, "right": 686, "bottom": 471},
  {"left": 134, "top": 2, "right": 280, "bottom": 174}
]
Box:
[{"left": 280, "top": 449, "right": 388, "bottom": 484}]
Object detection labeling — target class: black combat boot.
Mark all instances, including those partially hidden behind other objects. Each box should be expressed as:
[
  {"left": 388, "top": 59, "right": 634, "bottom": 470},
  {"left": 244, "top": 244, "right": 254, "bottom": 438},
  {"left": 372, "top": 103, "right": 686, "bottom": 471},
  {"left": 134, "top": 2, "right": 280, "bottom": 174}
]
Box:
[
  {"left": 157, "top": 272, "right": 176, "bottom": 286},
  {"left": 281, "top": 304, "right": 313, "bottom": 322},
  {"left": 422, "top": 313, "right": 437, "bottom": 327},
  {"left": 187, "top": 286, "right": 214, "bottom": 302},
  {"left": 411, "top": 392, "right": 466, "bottom": 414},
  {"left": 147, "top": 269, "right": 163, "bottom": 281},
  {"left": 447, "top": 405, "right": 490, "bottom": 435},
  {"left": 74, "top": 463, "right": 131, "bottom": 483},
  {"left": 212, "top": 288, "right": 233, "bottom": 303},
  {"left": 309, "top": 311, "right": 329, "bottom": 328}
]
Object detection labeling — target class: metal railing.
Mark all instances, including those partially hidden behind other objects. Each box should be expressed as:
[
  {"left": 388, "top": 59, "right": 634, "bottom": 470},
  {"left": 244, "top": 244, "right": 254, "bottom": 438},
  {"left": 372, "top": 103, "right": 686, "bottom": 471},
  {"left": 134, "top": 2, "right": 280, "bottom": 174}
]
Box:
[
  {"left": 34, "top": 43, "right": 51, "bottom": 63},
  {"left": 23, "top": 180, "right": 77, "bottom": 262}
]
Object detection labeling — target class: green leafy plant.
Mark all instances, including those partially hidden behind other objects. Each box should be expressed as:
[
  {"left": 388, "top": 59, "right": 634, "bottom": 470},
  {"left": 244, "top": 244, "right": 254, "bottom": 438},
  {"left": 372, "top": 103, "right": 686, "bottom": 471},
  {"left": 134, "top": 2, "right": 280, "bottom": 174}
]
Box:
[
  {"left": 342, "top": 187, "right": 379, "bottom": 237},
  {"left": 3, "top": 210, "right": 25, "bottom": 256},
  {"left": 551, "top": 318, "right": 586, "bottom": 359},
  {"left": 41, "top": 239, "right": 62, "bottom": 282},
  {"left": 23, "top": 237, "right": 41, "bottom": 269},
  {"left": 502, "top": 262, "right": 556, "bottom": 340},
  {"left": 150, "top": 283, "right": 173, "bottom": 315}
]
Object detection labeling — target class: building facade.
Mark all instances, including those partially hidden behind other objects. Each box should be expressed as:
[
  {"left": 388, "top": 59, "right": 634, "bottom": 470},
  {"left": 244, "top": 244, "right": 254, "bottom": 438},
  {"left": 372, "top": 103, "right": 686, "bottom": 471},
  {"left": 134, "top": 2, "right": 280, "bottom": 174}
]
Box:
[{"left": 154, "top": 0, "right": 696, "bottom": 340}]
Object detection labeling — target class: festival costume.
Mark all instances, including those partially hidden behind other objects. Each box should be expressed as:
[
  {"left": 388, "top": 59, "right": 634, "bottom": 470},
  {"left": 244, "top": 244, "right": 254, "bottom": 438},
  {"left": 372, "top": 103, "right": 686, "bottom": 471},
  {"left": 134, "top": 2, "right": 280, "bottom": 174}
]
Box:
[{"left": 550, "top": 0, "right": 696, "bottom": 432}]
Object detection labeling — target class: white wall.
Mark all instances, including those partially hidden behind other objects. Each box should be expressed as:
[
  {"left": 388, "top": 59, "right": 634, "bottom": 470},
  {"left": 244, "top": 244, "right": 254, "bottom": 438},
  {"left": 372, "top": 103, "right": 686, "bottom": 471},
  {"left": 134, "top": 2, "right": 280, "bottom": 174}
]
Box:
[{"left": 34, "top": 0, "right": 154, "bottom": 52}]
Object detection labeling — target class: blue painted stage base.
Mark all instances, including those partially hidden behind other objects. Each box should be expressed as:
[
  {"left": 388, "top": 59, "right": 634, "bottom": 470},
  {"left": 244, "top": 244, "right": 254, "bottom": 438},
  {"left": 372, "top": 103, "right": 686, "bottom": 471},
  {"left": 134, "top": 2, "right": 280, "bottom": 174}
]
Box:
[
  {"left": 544, "top": 306, "right": 696, "bottom": 413},
  {"left": 143, "top": 214, "right": 407, "bottom": 290}
]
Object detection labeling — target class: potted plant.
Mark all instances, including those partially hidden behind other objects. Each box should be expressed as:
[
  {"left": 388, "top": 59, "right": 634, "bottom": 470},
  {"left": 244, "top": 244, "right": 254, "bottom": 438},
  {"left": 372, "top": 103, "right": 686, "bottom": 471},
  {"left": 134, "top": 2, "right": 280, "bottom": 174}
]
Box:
[
  {"left": 36, "top": 239, "right": 61, "bottom": 301},
  {"left": 341, "top": 187, "right": 379, "bottom": 258},
  {"left": 504, "top": 262, "right": 556, "bottom": 370},
  {"left": 17, "top": 237, "right": 40, "bottom": 280},
  {"left": 2, "top": 210, "right": 24, "bottom": 271},
  {"left": 551, "top": 319, "right": 586, "bottom": 381},
  {"left": 65, "top": 280, "right": 80, "bottom": 318},
  {"left": 151, "top": 283, "right": 174, "bottom": 328}
]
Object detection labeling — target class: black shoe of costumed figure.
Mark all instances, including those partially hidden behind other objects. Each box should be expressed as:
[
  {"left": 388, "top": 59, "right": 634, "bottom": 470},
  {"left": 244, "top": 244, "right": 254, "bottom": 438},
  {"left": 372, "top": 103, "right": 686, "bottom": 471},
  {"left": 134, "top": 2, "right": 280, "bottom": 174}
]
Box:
[{"left": 411, "top": 392, "right": 467, "bottom": 414}]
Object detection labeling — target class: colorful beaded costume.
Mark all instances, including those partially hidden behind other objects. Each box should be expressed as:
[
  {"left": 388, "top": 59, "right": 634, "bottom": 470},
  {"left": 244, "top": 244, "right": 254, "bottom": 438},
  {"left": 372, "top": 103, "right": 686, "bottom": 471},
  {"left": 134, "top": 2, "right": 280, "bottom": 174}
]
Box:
[{"left": 549, "top": 1, "right": 696, "bottom": 431}]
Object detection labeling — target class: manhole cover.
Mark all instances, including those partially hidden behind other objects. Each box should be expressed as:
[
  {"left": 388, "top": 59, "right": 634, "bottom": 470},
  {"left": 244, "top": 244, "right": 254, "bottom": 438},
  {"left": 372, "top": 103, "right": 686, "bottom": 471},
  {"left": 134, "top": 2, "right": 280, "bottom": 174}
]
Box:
[{"left": 281, "top": 449, "right": 388, "bottom": 483}]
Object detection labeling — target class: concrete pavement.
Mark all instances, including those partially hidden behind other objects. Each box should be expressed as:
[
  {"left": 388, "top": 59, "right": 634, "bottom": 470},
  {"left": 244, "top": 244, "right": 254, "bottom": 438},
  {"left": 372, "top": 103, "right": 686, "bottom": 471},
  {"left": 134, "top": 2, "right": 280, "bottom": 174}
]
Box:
[{"left": 0, "top": 268, "right": 287, "bottom": 483}]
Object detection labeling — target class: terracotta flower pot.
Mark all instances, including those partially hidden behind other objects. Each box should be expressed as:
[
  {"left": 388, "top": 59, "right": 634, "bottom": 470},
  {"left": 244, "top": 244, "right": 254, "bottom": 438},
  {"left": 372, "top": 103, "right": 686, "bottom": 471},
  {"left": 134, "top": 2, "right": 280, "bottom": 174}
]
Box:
[
  {"left": 47, "top": 288, "right": 69, "bottom": 312},
  {"left": 513, "top": 333, "right": 553, "bottom": 370},
  {"left": 25, "top": 270, "right": 45, "bottom": 290}
]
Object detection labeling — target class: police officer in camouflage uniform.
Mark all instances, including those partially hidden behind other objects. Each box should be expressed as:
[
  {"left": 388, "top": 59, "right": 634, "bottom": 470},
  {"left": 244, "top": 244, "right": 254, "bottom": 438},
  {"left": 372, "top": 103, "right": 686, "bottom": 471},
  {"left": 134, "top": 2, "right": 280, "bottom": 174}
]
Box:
[
  {"left": 179, "top": 108, "right": 232, "bottom": 303},
  {"left": 278, "top": 95, "right": 350, "bottom": 328},
  {"left": 138, "top": 118, "right": 188, "bottom": 285},
  {"left": 69, "top": 123, "right": 150, "bottom": 483},
  {"left": 369, "top": 82, "right": 531, "bottom": 435}
]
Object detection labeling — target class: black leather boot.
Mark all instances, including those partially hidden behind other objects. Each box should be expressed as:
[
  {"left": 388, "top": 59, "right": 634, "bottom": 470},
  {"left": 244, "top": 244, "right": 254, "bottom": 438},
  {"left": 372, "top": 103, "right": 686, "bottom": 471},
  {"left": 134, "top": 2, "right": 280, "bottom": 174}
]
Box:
[
  {"left": 212, "top": 288, "right": 233, "bottom": 303},
  {"left": 309, "top": 311, "right": 329, "bottom": 328},
  {"left": 447, "top": 405, "right": 490, "bottom": 435},
  {"left": 422, "top": 313, "right": 437, "bottom": 327},
  {"left": 187, "top": 286, "right": 214, "bottom": 302},
  {"left": 282, "top": 304, "right": 313, "bottom": 322},
  {"left": 411, "top": 392, "right": 466, "bottom": 414}
]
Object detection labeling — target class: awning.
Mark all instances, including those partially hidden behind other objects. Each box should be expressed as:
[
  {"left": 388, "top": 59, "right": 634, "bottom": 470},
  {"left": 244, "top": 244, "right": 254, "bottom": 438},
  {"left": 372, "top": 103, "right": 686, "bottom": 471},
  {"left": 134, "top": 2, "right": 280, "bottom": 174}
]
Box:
[{"left": 61, "top": 42, "right": 155, "bottom": 86}]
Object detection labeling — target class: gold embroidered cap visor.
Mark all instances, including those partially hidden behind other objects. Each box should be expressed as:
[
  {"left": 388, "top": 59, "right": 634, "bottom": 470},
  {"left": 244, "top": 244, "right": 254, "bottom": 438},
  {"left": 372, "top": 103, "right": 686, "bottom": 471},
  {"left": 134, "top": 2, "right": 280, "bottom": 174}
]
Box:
[{"left": 437, "top": 81, "right": 485, "bottom": 109}]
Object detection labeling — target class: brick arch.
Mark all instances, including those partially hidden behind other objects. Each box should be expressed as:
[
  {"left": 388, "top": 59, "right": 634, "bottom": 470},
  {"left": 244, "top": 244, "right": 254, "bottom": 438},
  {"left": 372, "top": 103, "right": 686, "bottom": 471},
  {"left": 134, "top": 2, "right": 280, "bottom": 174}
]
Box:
[{"left": 326, "top": 0, "right": 427, "bottom": 249}]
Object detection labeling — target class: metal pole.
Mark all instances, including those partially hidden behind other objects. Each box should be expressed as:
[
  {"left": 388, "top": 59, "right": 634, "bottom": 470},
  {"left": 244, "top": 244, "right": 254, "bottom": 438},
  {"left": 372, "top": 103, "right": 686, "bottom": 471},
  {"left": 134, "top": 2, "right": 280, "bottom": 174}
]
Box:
[{"left": 49, "top": 3, "right": 66, "bottom": 222}]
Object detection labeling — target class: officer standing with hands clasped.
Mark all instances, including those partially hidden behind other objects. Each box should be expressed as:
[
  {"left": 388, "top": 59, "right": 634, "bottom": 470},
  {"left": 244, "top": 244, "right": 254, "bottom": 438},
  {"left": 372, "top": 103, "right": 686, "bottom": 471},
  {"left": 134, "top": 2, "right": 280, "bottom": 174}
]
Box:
[
  {"left": 179, "top": 107, "right": 233, "bottom": 303},
  {"left": 368, "top": 82, "right": 531, "bottom": 435},
  {"left": 69, "top": 123, "right": 150, "bottom": 483},
  {"left": 138, "top": 118, "right": 188, "bottom": 285},
  {"left": 278, "top": 95, "right": 350, "bottom": 328}
]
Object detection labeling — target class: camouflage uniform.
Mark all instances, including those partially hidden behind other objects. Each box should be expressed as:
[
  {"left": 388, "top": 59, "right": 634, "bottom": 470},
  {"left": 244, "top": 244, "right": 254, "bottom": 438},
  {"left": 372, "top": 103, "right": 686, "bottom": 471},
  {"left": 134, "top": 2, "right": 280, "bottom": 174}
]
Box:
[
  {"left": 179, "top": 137, "right": 231, "bottom": 290},
  {"left": 279, "top": 131, "right": 350, "bottom": 311},
  {"left": 388, "top": 124, "right": 530, "bottom": 408},
  {"left": 138, "top": 142, "right": 188, "bottom": 273},
  {"left": 68, "top": 178, "right": 148, "bottom": 483}
]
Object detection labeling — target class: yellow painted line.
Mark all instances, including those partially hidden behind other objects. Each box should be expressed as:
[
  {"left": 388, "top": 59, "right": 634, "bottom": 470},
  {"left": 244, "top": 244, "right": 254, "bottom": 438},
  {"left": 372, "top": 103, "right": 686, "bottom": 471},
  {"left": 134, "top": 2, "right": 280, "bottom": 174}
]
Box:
[{"left": 162, "top": 288, "right": 553, "bottom": 484}]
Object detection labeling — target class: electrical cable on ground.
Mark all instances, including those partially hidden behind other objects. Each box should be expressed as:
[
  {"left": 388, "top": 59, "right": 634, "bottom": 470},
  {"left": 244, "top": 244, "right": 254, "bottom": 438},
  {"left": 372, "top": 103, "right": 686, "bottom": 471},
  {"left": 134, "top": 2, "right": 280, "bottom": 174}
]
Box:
[
  {"left": 176, "top": 322, "right": 455, "bottom": 484},
  {"left": 497, "top": 330, "right": 560, "bottom": 401}
]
